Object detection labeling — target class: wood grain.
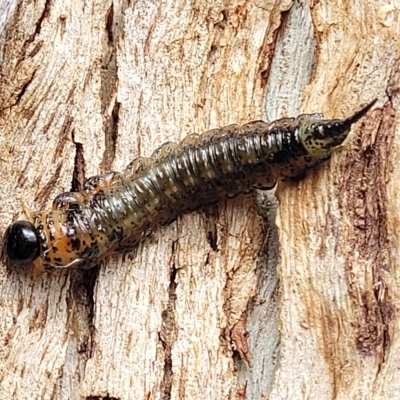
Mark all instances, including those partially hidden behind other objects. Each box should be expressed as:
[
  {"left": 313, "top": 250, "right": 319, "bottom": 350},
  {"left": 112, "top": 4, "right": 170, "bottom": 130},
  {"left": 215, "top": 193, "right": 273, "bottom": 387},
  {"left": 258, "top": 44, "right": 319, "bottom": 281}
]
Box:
[{"left": 0, "top": 0, "right": 398, "bottom": 399}]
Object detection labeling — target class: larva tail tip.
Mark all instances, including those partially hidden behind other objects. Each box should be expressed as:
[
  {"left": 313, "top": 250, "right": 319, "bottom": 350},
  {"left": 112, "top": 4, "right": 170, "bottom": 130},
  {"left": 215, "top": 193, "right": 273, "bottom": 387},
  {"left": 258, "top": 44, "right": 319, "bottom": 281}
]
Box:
[{"left": 347, "top": 98, "right": 378, "bottom": 126}]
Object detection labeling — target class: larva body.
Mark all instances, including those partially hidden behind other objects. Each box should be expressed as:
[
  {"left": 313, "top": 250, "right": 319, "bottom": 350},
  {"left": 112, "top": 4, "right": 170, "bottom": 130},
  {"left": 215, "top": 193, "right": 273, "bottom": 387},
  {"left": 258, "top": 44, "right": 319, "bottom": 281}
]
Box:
[{"left": 3, "top": 100, "right": 377, "bottom": 270}]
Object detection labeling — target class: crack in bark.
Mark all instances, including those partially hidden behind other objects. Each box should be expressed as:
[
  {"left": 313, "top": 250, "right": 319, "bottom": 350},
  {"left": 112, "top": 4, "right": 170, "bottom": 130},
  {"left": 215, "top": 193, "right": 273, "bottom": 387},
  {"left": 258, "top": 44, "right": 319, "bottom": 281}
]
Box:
[
  {"left": 203, "top": 205, "right": 219, "bottom": 252},
  {"left": 34, "top": 0, "right": 52, "bottom": 36},
  {"left": 259, "top": 4, "right": 292, "bottom": 88},
  {"left": 105, "top": 3, "right": 114, "bottom": 43},
  {"left": 159, "top": 254, "right": 178, "bottom": 400},
  {"left": 98, "top": 0, "right": 132, "bottom": 174},
  {"left": 15, "top": 71, "right": 31, "bottom": 100},
  {"left": 16, "top": 0, "right": 51, "bottom": 62},
  {"left": 100, "top": 43, "right": 119, "bottom": 172},
  {"left": 83, "top": 266, "right": 99, "bottom": 360},
  {"left": 10, "top": 69, "right": 37, "bottom": 107},
  {"left": 71, "top": 130, "right": 86, "bottom": 192}
]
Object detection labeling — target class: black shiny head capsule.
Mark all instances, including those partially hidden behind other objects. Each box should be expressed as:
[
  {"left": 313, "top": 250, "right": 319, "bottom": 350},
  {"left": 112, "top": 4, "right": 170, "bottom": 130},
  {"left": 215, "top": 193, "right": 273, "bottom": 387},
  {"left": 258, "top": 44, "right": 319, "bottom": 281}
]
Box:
[
  {"left": 299, "top": 99, "right": 378, "bottom": 157},
  {"left": 3, "top": 221, "right": 40, "bottom": 265}
]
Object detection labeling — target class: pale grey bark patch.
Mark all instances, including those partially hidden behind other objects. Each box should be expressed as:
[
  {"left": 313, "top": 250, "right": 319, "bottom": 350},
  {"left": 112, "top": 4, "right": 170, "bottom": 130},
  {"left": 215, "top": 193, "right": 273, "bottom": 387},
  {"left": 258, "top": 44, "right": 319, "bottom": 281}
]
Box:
[
  {"left": 264, "top": 0, "right": 316, "bottom": 120},
  {"left": 0, "top": 0, "right": 17, "bottom": 63},
  {"left": 236, "top": 190, "right": 281, "bottom": 399},
  {"left": 236, "top": 1, "right": 316, "bottom": 397}
]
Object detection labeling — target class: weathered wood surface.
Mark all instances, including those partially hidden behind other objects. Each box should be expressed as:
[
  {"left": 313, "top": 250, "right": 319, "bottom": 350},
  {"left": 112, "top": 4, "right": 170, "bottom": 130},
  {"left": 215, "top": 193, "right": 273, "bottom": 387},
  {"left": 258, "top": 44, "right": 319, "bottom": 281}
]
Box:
[{"left": 0, "top": 0, "right": 398, "bottom": 399}]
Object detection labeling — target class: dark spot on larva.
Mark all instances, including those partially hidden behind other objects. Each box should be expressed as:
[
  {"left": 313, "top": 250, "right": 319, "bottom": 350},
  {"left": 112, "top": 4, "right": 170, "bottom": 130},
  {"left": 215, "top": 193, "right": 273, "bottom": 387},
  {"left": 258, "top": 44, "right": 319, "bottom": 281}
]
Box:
[
  {"left": 54, "top": 257, "right": 62, "bottom": 263},
  {"left": 71, "top": 238, "right": 81, "bottom": 251}
]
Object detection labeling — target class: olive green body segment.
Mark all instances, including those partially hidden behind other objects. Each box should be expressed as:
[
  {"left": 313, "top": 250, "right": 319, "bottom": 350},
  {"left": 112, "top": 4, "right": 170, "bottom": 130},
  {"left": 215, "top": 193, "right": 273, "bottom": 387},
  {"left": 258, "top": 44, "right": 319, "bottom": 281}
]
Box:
[{"left": 3, "top": 100, "right": 377, "bottom": 270}]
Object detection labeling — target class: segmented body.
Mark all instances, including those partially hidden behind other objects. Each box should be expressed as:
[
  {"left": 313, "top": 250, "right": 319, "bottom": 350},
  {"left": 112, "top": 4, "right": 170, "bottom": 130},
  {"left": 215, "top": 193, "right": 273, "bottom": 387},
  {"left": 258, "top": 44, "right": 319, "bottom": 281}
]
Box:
[{"left": 3, "top": 101, "right": 377, "bottom": 270}]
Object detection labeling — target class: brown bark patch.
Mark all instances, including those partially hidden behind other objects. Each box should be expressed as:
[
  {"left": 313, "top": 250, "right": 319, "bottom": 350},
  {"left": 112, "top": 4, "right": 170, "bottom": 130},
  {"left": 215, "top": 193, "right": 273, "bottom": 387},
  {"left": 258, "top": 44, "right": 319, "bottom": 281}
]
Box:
[
  {"left": 338, "top": 103, "right": 396, "bottom": 359},
  {"left": 231, "top": 312, "right": 251, "bottom": 367}
]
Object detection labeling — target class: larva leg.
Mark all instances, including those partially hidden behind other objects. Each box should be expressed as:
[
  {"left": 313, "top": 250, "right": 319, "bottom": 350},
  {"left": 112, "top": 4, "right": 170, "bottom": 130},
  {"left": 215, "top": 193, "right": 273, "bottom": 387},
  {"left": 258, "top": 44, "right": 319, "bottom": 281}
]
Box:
[
  {"left": 125, "top": 157, "right": 155, "bottom": 176},
  {"left": 297, "top": 112, "right": 324, "bottom": 120},
  {"left": 199, "top": 125, "right": 241, "bottom": 146},
  {"left": 251, "top": 178, "right": 277, "bottom": 190},
  {"left": 125, "top": 142, "right": 180, "bottom": 178},
  {"left": 83, "top": 172, "right": 123, "bottom": 194},
  {"left": 52, "top": 172, "right": 124, "bottom": 211},
  {"left": 110, "top": 224, "right": 153, "bottom": 255},
  {"left": 52, "top": 192, "right": 87, "bottom": 211},
  {"left": 151, "top": 141, "right": 179, "bottom": 158},
  {"left": 181, "top": 133, "right": 200, "bottom": 145}
]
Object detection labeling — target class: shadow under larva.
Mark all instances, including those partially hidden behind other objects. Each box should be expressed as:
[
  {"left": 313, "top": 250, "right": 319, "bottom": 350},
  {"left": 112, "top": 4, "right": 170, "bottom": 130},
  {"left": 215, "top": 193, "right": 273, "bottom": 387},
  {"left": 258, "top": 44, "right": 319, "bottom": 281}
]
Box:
[{"left": 3, "top": 99, "right": 377, "bottom": 271}]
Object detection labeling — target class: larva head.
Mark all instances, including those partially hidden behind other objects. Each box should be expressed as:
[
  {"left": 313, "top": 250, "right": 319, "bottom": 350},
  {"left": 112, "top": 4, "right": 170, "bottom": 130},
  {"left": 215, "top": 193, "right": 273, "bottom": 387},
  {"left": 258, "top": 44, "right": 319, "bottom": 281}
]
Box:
[
  {"left": 3, "top": 221, "right": 40, "bottom": 266},
  {"left": 299, "top": 99, "right": 377, "bottom": 157}
]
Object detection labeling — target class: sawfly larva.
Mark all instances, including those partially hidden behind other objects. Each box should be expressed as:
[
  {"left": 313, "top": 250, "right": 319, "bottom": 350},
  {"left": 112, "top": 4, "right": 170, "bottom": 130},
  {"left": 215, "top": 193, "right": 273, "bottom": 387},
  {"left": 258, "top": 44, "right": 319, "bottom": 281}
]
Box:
[{"left": 3, "top": 99, "right": 377, "bottom": 270}]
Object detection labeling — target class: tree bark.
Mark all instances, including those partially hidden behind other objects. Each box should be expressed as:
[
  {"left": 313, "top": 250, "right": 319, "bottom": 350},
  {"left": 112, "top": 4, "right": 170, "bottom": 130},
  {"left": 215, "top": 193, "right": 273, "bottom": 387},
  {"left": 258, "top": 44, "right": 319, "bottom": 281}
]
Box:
[{"left": 0, "top": 0, "right": 398, "bottom": 399}]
